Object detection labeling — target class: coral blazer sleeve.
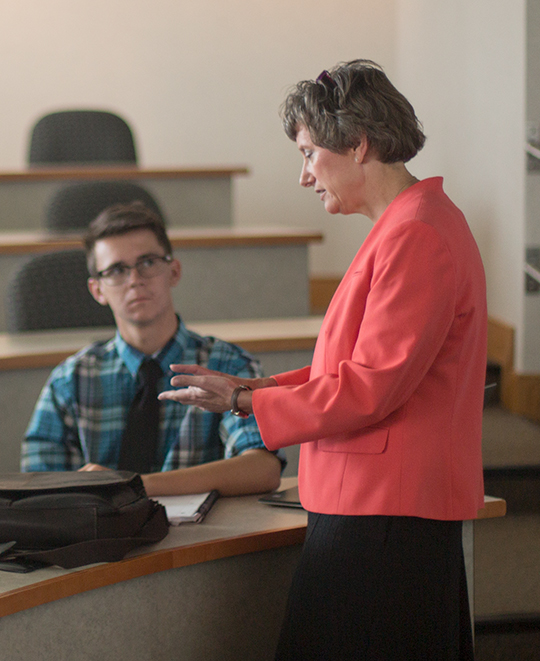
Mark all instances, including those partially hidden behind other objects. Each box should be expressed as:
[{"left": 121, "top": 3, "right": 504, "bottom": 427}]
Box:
[{"left": 253, "top": 178, "right": 487, "bottom": 520}]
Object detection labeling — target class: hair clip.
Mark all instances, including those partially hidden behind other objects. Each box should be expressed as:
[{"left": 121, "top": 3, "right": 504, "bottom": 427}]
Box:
[{"left": 316, "top": 70, "right": 337, "bottom": 89}]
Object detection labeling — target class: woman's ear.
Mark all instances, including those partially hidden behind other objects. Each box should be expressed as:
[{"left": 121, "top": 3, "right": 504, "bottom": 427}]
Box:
[
  {"left": 353, "top": 136, "right": 370, "bottom": 164},
  {"left": 87, "top": 278, "right": 109, "bottom": 306}
]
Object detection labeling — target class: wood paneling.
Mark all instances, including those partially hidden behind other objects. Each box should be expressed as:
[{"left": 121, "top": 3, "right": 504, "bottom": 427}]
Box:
[
  {"left": 309, "top": 276, "right": 342, "bottom": 314},
  {"left": 487, "top": 317, "right": 540, "bottom": 422}
]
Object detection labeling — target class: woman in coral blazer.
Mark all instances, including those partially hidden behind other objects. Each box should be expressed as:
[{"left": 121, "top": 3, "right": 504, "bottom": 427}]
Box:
[{"left": 161, "top": 60, "right": 486, "bottom": 661}]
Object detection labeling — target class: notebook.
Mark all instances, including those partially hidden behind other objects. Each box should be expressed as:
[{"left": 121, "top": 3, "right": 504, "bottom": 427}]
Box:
[{"left": 156, "top": 490, "right": 219, "bottom": 524}]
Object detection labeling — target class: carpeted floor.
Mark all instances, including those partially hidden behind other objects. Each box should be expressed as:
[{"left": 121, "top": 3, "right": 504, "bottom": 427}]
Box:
[
  {"left": 475, "top": 513, "right": 540, "bottom": 616},
  {"left": 475, "top": 406, "right": 540, "bottom": 618},
  {"left": 482, "top": 406, "right": 540, "bottom": 468}
]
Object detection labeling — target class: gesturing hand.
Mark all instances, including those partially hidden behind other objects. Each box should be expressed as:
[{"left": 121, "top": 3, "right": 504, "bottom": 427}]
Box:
[{"left": 158, "top": 364, "right": 250, "bottom": 413}]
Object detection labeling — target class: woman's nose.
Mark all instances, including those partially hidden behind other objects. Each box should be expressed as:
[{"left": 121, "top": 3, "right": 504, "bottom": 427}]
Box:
[{"left": 299, "top": 163, "right": 314, "bottom": 188}]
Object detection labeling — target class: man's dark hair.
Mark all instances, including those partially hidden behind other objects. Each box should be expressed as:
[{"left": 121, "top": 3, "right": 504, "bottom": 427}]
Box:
[
  {"left": 281, "top": 59, "right": 426, "bottom": 163},
  {"left": 84, "top": 201, "right": 172, "bottom": 276}
]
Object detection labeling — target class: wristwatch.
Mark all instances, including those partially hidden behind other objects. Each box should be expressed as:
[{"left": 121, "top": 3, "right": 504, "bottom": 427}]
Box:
[{"left": 230, "top": 385, "right": 252, "bottom": 418}]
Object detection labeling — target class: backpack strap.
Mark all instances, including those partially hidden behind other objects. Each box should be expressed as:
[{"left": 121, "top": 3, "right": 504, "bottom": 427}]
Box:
[{"left": 0, "top": 501, "right": 169, "bottom": 572}]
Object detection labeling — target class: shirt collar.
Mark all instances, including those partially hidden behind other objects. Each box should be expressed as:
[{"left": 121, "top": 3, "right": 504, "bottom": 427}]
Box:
[{"left": 114, "top": 316, "right": 191, "bottom": 378}]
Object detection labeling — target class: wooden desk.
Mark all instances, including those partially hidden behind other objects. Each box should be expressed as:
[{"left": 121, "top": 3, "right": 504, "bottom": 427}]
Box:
[
  {"left": 0, "top": 227, "right": 323, "bottom": 331},
  {"left": 0, "top": 477, "right": 505, "bottom": 661},
  {"left": 0, "top": 226, "right": 323, "bottom": 255},
  {"left": 0, "top": 316, "right": 324, "bottom": 372},
  {"left": 0, "top": 477, "right": 306, "bottom": 661},
  {"left": 0, "top": 165, "right": 249, "bottom": 231}
]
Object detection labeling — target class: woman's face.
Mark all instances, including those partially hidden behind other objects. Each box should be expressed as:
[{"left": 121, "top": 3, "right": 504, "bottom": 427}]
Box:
[{"left": 296, "top": 126, "right": 363, "bottom": 215}]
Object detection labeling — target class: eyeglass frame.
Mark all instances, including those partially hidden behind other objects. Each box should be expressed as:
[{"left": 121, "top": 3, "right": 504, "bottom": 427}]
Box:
[{"left": 94, "top": 253, "right": 173, "bottom": 286}]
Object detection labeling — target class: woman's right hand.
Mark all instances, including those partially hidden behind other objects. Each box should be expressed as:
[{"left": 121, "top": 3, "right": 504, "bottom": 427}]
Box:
[{"left": 157, "top": 364, "right": 276, "bottom": 414}]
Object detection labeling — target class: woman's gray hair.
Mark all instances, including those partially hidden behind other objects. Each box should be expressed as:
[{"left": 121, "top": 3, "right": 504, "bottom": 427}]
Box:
[{"left": 281, "top": 59, "right": 425, "bottom": 163}]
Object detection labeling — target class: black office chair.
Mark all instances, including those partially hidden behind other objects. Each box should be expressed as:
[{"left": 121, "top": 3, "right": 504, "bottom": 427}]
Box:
[
  {"left": 6, "top": 250, "right": 115, "bottom": 332},
  {"left": 44, "top": 180, "right": 165, "bottom": 232},
  {"left": 28, "top": 110, "right": 137, "bottom": 165}
]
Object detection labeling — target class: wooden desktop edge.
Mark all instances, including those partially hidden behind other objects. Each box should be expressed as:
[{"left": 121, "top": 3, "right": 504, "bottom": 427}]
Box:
[
  {"left": 0, "top": 317, "right": 325, "bottom": 371},
  {"left": 0, "top": 525, "right": 306, "bottom": 619},
  {"left": 0, "top": 227, "right": 324, "bottom": 255},
  {"left": 476, "top": 494, "right": 507, "bottom": 519},
  {"left": 0, "top": 339, "right": 319, "bottom": 372},
  {"left": 0, "top": 166, "right": 250, "bottom": 182}
]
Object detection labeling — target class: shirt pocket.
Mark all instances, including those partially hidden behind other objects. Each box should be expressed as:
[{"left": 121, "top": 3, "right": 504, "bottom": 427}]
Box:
[{"left": 317, "top": 426, "right": 389, "bottom": 454}]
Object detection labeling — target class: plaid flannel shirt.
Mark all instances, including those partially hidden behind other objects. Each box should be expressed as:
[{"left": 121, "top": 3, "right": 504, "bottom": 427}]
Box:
[{"left": 22, "top": 319, "right": 270, "bottom": 472}]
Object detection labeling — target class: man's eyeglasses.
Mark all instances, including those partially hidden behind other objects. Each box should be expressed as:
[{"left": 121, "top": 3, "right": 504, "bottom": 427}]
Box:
[{"left": 95, "top": 255, "right": 173, "bottom": 286}]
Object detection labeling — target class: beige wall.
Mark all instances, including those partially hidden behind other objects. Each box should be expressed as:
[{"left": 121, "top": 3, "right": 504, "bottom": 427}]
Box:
[
  {"left": 0, "top": 0, "right": 395, "bottom": 276},
  {"left": 395, "top": 0, "right": 529, "bottom": 370},
  {"left": 1, "top": 0, "right": 536, "bottom": 370}
]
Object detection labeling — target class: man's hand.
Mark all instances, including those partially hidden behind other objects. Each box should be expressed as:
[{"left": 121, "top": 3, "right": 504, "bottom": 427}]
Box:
[{"left": 78, "top": 463, "right": 111, "bottom": 472}]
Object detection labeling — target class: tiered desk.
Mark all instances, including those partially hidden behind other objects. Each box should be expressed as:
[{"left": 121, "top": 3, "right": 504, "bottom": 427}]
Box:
[
  {"left": 0, "top": 476, "right": 505, "bottom": 661},
  {"left": 0, "top": 166, "right": 248, "bottom": 230},
  {"left": 0, "top": 227, "right": 323, "bottom": 331}
]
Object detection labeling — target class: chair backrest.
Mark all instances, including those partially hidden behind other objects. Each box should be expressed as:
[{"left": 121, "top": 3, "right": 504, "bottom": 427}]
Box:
[
  {"left": 28, "top": 110, "right": 137, "bottom": 165},
  {"left": 6, "top": 250, "right": 115, "bottom": 332},
  {"left": 45, "top": 180, "right": 165, "bottom": 232}
]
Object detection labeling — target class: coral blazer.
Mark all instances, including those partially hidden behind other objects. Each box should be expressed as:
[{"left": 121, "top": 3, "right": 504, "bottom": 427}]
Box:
[{"left": 253, "top": 178, "right": 487, "bottom": 520}]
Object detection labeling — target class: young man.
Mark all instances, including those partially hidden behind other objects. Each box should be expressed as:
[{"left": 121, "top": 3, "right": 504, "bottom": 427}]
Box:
[{"left": 21, "top": 202, "right": 282, "bottom": 497}]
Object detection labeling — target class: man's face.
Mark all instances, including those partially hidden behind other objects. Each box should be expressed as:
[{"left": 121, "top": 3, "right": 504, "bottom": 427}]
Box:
[{"left": 87, "top": 229, "right": 181, "bottom": 329}]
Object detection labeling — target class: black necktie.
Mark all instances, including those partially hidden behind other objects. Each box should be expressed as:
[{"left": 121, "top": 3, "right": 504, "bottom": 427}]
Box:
[{"left": 118, "top": 359, "right": 163, "bottom": 474}]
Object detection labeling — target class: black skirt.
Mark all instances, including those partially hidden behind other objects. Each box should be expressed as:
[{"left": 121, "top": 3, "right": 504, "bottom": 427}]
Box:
[{"left": 275, "top": 512, "right": 473, "bottom": 661}]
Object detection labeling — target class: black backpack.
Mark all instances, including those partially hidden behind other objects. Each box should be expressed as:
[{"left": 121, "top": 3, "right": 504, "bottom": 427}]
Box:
[{"left": 0, "top": 471, "right": 169, "bottom": 572}]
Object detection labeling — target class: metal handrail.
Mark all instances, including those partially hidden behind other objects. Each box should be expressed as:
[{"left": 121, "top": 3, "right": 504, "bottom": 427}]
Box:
[
  {"left": 524, "top": 261, "right": 540, "bottom": 284},
  {"left": 526, "top": 142, "right": 540, "bottom": 160}
]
